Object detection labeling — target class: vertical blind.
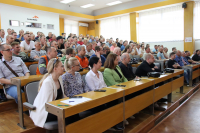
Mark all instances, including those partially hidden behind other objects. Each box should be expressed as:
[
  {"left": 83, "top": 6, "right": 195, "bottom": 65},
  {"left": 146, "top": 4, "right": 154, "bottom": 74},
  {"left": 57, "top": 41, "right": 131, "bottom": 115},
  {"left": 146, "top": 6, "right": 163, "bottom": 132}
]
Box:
[
  {"left": 138, "top": 5, "right": 184, "bottom": 42},
  {"left": 100, "top": 14, "right": 130, "bottom": 41},
  {"left": 64, "top": 19, "right": 79, "bottom": 37},
  {"left": 194, "top": 2, "right": 200, "bottom": 39}
]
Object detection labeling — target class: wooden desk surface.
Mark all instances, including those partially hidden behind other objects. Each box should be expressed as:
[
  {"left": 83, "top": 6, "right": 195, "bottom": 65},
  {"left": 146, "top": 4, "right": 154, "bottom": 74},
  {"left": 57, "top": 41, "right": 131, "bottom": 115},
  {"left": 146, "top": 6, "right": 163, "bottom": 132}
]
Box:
[
  {"left": 109, "top": 79, "right": 154, "bottom": 95},
  {"left": 144, "top": 73, "right": 173, "bottom": 84},
  {"left": 184, "top": 64, "right": 200, "bottom": 69},
  {"left": 25, "top": 62, "right": 38, "bottom": 68},
  {"left": 46, "top": 87, "right": 124, "bottom": 117},
  {"left": 173, "top": 69, "right": 184, "bottom": 77},
  {"left": 11, "top": 75, "right": 43, "bottom": 87}
]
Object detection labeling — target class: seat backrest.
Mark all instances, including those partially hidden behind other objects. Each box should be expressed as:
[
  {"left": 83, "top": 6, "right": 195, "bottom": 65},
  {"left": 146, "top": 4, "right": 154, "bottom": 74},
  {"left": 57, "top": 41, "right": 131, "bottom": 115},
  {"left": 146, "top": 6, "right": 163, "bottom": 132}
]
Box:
[
  {"left": 82, "top": 74, "right": 86, "bottom": 84},
  {"left": 165, "top": 60, "right": 168, "bottom": 68},
  {"left": 154, "top": 63, "right": 161, "bottom": 70},
  {"left": 132, "top": 67, "right": 137, "bottom": 74},
  {"left": 29, "top": 64, "right": 38, "bottom": 75},
  {"left": 25, "top": 81, "right": 39, "bottom": 104}
]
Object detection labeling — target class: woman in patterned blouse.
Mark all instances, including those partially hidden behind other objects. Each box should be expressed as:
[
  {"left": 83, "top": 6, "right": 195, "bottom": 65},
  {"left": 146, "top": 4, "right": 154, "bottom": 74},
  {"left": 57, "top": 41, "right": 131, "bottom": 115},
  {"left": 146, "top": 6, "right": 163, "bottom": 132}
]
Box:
[{"left": 62, "top": 57, "right": 88, "bottom": 97}]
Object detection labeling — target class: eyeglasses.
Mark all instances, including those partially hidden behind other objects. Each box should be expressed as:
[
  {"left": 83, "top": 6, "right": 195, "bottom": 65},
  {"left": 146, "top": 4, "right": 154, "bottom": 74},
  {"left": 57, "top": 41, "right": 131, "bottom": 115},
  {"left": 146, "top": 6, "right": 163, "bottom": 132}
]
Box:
[
  {"left": 3, "top": 49, "right": 12, "bottom": 52},
  {"left": 53, "top": 58, "right": 59, "bottom": 68}
]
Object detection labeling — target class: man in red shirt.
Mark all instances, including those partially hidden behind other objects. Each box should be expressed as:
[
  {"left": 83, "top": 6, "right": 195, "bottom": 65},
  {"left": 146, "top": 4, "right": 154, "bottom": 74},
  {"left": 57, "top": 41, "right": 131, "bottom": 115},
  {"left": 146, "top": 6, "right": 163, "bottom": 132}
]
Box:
[{"left": 77, "top": 37, "right": 84, "bottom": 45}]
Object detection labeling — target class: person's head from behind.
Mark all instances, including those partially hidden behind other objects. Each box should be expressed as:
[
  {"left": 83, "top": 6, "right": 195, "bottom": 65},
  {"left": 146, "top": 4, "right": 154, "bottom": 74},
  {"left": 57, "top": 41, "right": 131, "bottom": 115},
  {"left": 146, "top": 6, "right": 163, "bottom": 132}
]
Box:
[
  {"left": 6, "top": 35, "right": 14, "bottom": 44},
  {"left": 92, "top": 41, "right": 97, "bottom": 49},
  {"left": 77, "top": 45, "right": 86, "bottom": 56},
  {"left": 172, "top": 47, "right": 176, "bottom": 52},
  {"left": 145, "top": 53, "right": 155, "bottom": 64},
  {"left": 11, "top": 42, "right": 21, "bottom": 54},
  {"left": 35, "top": 40, "right": 41, "bottom": 51},
  {"left": 38, "top": 58, "right": 64, "bottom": 91},
  {"left": 64, "top": 57, "right": 80, "bottom": 72},
  {"left": 47, "top": 47, "right": 57, "bottom": 59},
  {"left": 176, "top": 50, "right": 181, "bottom": 57},
  {"left": 121, "top": 53, "right": 131, "bottom": 65},
  {"left": 50, "top": 41, "right": 58, "bottom": 49},
  {"left": 89, "top": 56, "right": 102, "bottom": 70},
  {"left": 170, "top": 52, "right": 176, "bottom": 60},
  {"left": 11, "top": 32, "right": 17, "bottom": 39},
  {"left": 104, "top": 53, "right": 118, "bottom": 69},
  {"left": 95, "top": 46, "right": 103, "bottom": 55},
  {"left": 66, "top": 48, "right": 76, "bottom": 57},
  {"left": 113, "top": 47, "right": 121, "bottom": 56},
  {"left": 145, "top": 47, "right": 150, "bottom": 53},
  {"left": 0, "top": 44, "right": 13, "bottom": 58}
]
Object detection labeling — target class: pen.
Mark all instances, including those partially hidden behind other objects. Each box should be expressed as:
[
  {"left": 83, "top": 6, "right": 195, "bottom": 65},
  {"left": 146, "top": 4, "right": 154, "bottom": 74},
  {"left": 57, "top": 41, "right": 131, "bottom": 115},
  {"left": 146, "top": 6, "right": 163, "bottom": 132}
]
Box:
[{"left": 57, "top": 104, "right": 69, "bottom": 106}]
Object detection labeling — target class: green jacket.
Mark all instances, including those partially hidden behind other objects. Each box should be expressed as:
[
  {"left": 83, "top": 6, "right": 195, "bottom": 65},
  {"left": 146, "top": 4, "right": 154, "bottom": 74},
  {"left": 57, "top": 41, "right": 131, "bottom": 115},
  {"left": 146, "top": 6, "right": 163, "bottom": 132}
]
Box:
[
  {"left": 61, "top": 56, "right": 66, "bottom": 64},
  {"left": 103, "top": 65, "right": 128, "bottom": 86}
]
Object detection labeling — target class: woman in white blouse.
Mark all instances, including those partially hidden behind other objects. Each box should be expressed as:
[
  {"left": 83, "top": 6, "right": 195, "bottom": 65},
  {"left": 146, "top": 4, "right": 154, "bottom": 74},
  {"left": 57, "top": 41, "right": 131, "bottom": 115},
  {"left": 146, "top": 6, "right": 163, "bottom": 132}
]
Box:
[{"left": 85, "top": 56, "right": 107, "bottom": 91}]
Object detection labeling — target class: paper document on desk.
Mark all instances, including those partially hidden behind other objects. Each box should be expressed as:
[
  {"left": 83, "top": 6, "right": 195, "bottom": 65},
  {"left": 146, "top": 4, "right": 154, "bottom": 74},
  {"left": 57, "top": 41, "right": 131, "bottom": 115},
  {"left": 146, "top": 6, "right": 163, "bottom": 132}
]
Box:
[{"left": 61, "top": 97, "right": 92, "bottom": 106}]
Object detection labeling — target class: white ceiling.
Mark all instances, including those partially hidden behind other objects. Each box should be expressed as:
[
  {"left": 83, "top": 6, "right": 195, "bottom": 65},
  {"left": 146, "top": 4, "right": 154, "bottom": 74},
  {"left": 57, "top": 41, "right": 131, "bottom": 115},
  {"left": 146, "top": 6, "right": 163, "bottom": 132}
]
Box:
[{"left": 48, "top": 0, "right": 133, "bottom": 10}]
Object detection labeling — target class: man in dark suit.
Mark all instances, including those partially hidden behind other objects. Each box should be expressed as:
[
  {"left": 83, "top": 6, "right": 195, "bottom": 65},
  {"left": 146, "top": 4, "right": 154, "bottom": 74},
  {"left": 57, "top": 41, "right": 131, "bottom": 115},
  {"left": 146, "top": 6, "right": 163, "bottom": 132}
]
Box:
[
  {"left": 135, "top": 53, "right": 160, "bottom": 77},
  {"left": 192, "top": 50, "right": 200, "bottom": 61}
]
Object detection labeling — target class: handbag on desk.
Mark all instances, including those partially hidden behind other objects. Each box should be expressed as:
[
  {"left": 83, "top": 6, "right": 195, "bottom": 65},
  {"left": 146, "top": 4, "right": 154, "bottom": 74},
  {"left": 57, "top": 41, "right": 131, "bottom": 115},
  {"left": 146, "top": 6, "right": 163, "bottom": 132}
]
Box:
[
  {"left": 164, "top": 68, "right": 174, "bottom": 73},
  {"left": 147, "top": 72, "right": 161, "bottom": 78}
]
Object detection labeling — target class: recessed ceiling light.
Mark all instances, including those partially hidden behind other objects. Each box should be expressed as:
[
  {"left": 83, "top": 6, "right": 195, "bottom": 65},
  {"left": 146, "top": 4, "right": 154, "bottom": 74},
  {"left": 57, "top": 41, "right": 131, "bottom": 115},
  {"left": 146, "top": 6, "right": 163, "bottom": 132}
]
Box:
[
  {"left": 60, "top": 0, "right": 75, "bottom": 4},
  {"left": 81, "top": 4, "right": 95, "bottom": 8},
  {"left": 106, "top": 1, "right": 122, "bottom": 6}
]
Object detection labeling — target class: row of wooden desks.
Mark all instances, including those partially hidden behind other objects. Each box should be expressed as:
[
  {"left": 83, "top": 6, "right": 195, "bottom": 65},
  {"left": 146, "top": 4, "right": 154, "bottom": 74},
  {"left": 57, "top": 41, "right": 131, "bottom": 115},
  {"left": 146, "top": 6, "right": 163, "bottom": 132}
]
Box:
[{"left": 45, "top": 69, "right": 184, "bottom": 133}]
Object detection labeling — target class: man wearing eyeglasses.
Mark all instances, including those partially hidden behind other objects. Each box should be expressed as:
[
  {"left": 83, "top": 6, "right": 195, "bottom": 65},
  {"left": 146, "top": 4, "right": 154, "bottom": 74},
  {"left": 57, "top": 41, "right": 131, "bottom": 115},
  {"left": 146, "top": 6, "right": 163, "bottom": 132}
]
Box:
[
  {"left": 36, "top": 47, "right": 58, "bottom": 75},
  {"left": 0, "top": 44, "right": 30, "bottom": 103}
]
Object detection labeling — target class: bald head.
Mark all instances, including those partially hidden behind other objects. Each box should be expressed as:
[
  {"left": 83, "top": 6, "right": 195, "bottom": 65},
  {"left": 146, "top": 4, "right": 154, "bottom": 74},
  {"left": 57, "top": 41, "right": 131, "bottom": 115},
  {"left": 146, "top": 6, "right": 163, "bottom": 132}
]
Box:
[
  {"left": 121, "top": 53, "right": 130, "bottom": 65},
  {"left": 6, "top": 35, "right": 14, "bottom": 44}
]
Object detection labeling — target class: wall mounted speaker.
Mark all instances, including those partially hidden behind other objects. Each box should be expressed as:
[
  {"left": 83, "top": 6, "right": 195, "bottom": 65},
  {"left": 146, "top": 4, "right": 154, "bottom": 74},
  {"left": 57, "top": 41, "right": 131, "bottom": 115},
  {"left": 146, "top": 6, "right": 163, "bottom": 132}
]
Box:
[
  {"left": 182, "top": 3, "right": 187, "bottom": 8},
  {"left": 96, "top": 20, "right": 98, "bottom": 24}
]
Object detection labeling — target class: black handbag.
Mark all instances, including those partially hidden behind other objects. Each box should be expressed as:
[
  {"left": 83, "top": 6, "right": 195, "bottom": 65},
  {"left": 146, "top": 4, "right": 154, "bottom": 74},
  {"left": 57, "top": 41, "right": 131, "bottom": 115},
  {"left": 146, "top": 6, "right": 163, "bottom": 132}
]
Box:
[
  {"left": 164, "top": 68, "right": 174, "bottom": 73},
  {"left": 129, "top": 58, "right": 138, "bottom": 64},
  {"left": 147, "top": 72, "right": 161, "bottom": 78}
]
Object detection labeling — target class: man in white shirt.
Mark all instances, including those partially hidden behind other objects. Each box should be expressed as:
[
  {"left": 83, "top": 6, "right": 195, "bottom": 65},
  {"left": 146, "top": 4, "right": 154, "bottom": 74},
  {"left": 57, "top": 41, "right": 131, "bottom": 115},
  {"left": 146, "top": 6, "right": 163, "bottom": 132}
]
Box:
[
  {"left": 136, "top": 43, "right": 141, "bottom": 55},
  {"left": 86, "top": 42, "right": 95, "bottom": 56},
  {"left": 20, "top": 33, "right": 35, "bottom": 52},
  {"left": 0, "top": 29, "right": 6, "bottom": 44}
]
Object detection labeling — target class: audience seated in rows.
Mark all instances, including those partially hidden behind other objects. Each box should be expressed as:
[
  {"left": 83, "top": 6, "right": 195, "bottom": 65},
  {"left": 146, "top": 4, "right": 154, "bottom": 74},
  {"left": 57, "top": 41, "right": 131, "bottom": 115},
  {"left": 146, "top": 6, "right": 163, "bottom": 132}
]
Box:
[
  {"left": 167, "top": 52, "right": 189, "bottom": 85},
  {"left": 0, "top": 44, "right": 30, "bottom": 103},
  {"left": 30, "top": 40, "right": 46, "bottom": 61}
]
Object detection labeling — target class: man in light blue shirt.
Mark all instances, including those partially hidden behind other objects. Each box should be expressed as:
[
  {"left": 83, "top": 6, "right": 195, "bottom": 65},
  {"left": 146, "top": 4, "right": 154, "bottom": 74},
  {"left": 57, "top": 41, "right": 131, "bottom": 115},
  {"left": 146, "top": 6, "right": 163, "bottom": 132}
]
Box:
[
  {"left": 152, "top": 45, "right": 158, "bottom": 54},
  {"left": 106, "top": 39, "right": 112, "bottom": 48},
  {"left": 121, "top": 41, "right": 128, "bottom": 51},
  {"left": 157, "top": 47, "right": 165, "bottom": 60},
  {"left": 89, "top": 35, "right": 95, "bottom": 43}
]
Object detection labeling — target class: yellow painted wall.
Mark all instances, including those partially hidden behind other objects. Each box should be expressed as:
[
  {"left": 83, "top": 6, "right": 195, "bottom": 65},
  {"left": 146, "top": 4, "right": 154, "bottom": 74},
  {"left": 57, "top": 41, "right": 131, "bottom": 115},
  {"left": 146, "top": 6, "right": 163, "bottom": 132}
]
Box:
[
  {"left": 130, "top": 13, "right": 137, "bottom": 42},
  {"left": 79, "top": 26, "right": 88, "bottom": 36},
  {"left": 184, "top": 1, "right": 194, "bottom": 54},
  {"left": 59, "top": 18, "right": 64, "bottom": 36},
  {"left": 95, "top": 20, "right": 101, "bottom": 37},
  {"left": 87, "top": 30, "right": 95, "bottom": 37}
]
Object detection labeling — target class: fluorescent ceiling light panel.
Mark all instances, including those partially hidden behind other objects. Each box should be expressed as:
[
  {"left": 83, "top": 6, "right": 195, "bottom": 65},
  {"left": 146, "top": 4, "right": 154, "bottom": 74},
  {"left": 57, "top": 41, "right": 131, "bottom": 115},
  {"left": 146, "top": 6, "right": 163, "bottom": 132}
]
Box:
[
  {"left": 60, "top": 0, "right": 75, "bottom": 4},
  {"left": 106, "top": 1, "right": 122, "bottom": 6},
  {"left": 81, "top": 4, "right": 94, "bottom": 8}
]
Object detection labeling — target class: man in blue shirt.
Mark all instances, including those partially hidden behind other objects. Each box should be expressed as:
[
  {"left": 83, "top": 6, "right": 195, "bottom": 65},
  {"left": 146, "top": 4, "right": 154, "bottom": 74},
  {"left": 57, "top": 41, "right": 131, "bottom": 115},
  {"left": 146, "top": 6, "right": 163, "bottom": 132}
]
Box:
[
  {"left": 89, "top": 35, "right": 95, "bottom": 43},
  {"left": 181, "top": 51, "right": 190, "bottom": 65},
  {"left": 121, "top": 41, "right": 128, "bottom": 51},
  {"left": 157, "top": 47, "right": 166, "bottom": 60},
  {"left": 17, "top": 30, "right": 25, "bottom": 41},
  {"left": 89, "top": 46, "right": 106, "bottom": 66},
  {"left": 175, "top": 50, "right": 186, "bottom": 66},
  {"left": 152, "top": 45, "right": 158, "bottom": 54}
]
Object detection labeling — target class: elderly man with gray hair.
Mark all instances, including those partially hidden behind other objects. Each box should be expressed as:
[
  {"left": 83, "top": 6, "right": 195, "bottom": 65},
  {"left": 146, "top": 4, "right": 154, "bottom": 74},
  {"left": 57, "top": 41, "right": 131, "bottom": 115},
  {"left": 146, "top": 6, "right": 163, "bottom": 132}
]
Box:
[
  {"left": 30, "top": 40, "right": 46, "bottom": 60},
  {"left": 119, "top": 53, "right": 136, "bottom": 81}
]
